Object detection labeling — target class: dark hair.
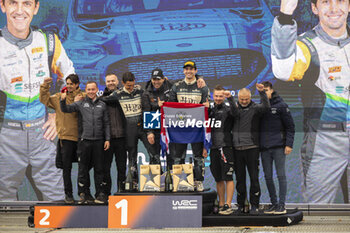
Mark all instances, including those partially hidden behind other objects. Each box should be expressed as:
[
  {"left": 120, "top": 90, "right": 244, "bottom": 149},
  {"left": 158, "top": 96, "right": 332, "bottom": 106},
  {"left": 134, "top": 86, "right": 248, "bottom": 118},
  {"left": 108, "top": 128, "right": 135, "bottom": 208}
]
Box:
[
  {"left": 311, "top": 0, "right": 317, "bottom": 4},
  {"left": 85, "top": 81, "right": 98, "bottom": 88},
  {"left": 261, "top": 81, "right": 273, "bottom": 89},
  {"left": 2, "top": 0, "right": 39, "bottom": 4},
  {"left": 66, "top": 74, "right": 80, "bottom": 84},
  {"left": 122, "top": 72, "right": 135, "bottom": 83},
  {"left": 213, "top": 84, "right": 225, "bottom": 92}
]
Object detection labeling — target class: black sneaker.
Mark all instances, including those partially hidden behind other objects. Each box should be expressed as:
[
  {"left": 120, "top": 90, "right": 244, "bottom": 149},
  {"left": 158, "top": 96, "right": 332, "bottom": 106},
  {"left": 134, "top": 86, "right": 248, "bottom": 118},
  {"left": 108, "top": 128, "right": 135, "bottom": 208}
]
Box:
[
  {"left": 235, "top": 206, "right": 244, "bottom": 214},
  {"left": 85, "top": 193, "right": 95, "bottom": 204},
  {"left": 264, "top": 204, "right": 278, "bottom": 214},
  {"left": 250, "top": 205, "right": 259, "bottom": 215},
  {"left": 274, "top": 205, "right": 287, "bottom": 215},
  {"left": 78, "top": 193, "right": 95, "bottom": 204},
  {"left": 219, "top": 204, "right": 233, "bottom": 215},
  {"left": 95, "top": 193, "right": 108, "bottom": 204},
  {"left": 78, "top": 193, "right": 87, "bottom": 204},
  {"left": 117, "top": 181, "right": 125, "bottom": 193},
  {"left": 64, "top": 194, "right": 74, "bottom": 204}
]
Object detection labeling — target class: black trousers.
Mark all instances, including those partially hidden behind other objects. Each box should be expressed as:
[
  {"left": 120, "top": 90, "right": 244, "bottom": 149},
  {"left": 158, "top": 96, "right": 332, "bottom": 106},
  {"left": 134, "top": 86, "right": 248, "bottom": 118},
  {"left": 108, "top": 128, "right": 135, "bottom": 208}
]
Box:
[
  {"left": 234, "top": 148, "right": 261, "bottom": 207},
  {"left": 78, "top": 139, "right": 105, "bottom": 196},
  {"left": 103, "top": 137, "right": 127, "bottom": 195},
  {"left": 150, "top": 131, "right": 174, "bottom": 172},
  {"left": 59, "top": 139, "right": 77, "bottom": 196},
  {"left": 173, "top": 142, "right": 204, "bottom": 181},
  {"left": 125, "top": 123, "right": 159, "bottom": 181}
]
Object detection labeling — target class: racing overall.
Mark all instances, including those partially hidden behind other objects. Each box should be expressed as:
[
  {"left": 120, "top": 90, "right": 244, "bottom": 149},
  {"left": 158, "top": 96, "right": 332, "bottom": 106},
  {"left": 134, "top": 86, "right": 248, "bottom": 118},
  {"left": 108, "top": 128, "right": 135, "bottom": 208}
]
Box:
[
  {"left": 169, "top": 79, "right": 210, "bottom": 181},
  {"left": 104, "top": 86, "right": 158, "bottom": 184},
  {"left": 0, "top": 27, "right": 74, "bottom": 201},
  {"left": 271, "top": 17, "right": 350, "bottom": 203}
]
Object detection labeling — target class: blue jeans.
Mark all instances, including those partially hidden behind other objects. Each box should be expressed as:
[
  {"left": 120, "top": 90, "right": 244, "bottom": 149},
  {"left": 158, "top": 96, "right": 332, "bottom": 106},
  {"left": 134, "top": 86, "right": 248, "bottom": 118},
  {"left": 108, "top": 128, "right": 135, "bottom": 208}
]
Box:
[{"left": 261, "top": 147, "right": 287, "bottom": 205}]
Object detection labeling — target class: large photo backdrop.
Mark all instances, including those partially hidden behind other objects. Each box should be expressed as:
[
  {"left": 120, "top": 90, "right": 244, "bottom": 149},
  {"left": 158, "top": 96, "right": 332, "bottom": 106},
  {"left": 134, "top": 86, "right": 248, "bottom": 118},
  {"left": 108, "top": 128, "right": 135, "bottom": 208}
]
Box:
[{"left": 0, "top": 0, "right": 348, "bottom": 203}]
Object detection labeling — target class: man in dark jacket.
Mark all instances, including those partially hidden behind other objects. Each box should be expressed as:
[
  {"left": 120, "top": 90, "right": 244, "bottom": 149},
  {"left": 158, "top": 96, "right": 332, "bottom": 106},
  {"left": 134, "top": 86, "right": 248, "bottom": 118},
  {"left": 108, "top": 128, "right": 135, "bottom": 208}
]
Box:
[
  {"left": 208, "top": 85, "right": 238, "bottom": 215},
  {"left": 260, "top": 81, "right": 295, "bottom": 214},
  {"left": 60, "top": 81, "right": 110, "bottom": 204},
  {"left": 102, "top": 73, "right": 127, "bottom": 194},
  {"left": 142, "top": 68, "right": 174, "bottom": 168},
  {"left": 233, "top": 83, "right": 270, "bottom": 214}
]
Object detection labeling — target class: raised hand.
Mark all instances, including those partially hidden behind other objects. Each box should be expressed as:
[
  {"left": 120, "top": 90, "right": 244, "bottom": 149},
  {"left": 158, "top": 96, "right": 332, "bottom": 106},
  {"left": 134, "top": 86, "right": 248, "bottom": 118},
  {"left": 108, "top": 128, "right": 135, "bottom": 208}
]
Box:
[
  {"left": 281, "top": 0, "right": 298, "bottom": 15},
  {"left": 223, "top": 90, "right": 231, "bottom": 98},
  {"left": 158, "top": 97, "right": 165, "bottom": 107},
  {"left": 61, "top": 91, "right": 67, "bottom": 100},
  {"left": 203, "top": 98, "right": 210, "bottom": 108},
  {"left": 256, "top": 83, "right": 264, "bottom": 92},
  {"left": 74, "top": 94, "right": 84, "bottom": 102},
  {"left": 197, "top": 78, "right": 206, "bottom": 88},
  {"left": 43, "top": 77, "right": 53, "bottom": 85}
]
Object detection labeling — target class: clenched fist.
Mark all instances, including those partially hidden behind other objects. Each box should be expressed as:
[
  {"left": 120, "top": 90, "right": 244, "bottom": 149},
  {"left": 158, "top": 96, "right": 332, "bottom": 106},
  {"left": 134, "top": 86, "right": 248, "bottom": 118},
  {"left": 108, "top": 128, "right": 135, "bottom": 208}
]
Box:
[{"left": 281, "top": 0, "right": 298, "bottom": 15}]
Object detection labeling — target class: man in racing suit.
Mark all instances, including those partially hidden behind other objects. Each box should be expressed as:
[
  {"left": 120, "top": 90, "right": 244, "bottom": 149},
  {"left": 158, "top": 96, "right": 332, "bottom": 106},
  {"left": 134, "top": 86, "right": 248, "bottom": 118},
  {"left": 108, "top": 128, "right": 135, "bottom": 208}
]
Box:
[
  {"left": 271, "top": 0, "right": 350, "bottom": 203},
  {"left": 102, "top": 72, "right": 157, "bottom": 190},
  {"left": 0, "top": 0, "right": 74, "bottom": 201},
  {"left": 169, "top": 60, "right": 210, "bottom": 191}
]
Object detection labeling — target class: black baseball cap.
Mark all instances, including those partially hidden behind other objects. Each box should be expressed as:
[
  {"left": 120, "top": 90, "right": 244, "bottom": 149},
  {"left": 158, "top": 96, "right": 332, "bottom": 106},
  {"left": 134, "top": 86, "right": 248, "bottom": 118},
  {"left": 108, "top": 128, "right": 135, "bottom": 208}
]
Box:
[
  {"left": 183, "top": 60, "right": 197, "bottom": 69},
  {"left": 151, "top": 68, "right": 164, "bottom": 80}
]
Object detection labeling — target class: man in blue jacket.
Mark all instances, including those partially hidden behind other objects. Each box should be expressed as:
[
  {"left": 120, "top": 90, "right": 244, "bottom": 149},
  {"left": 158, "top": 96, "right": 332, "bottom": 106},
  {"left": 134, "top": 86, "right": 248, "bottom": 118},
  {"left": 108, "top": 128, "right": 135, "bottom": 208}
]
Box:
[{"left": 260, "top": 81, "right": 295, "bottom": 214}]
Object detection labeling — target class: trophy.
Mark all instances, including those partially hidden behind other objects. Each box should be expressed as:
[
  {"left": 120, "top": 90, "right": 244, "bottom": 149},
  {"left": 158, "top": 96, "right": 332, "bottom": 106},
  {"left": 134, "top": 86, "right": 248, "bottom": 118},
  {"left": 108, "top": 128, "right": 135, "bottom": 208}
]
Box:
[
  {"left": 139, "top": 164, "right": 161, "bottom": 192},
  {"left": 172, "top": 163, "right": 194, "bottom": 192}
]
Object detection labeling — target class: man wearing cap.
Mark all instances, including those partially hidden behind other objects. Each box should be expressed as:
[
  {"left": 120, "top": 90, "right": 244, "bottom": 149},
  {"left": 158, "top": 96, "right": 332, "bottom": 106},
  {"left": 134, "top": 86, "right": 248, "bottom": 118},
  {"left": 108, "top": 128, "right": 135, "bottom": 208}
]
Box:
[
  {"left": 169, "top": 60, "right": 210, "bottom": 191},
  {"left": 142, "top": 68, "right": 175, "bottom": 168}
]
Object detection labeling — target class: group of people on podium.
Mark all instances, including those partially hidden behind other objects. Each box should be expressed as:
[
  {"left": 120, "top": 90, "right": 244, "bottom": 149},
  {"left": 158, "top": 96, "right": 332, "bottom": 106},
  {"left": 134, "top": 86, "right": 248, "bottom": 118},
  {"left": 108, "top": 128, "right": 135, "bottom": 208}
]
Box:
[{"left": 2, "top": 0, "right": 348, "bottom": 214}]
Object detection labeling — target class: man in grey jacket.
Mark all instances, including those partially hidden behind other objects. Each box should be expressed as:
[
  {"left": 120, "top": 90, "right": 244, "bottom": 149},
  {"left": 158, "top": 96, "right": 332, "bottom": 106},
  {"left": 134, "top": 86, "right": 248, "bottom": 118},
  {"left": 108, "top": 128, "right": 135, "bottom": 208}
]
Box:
[
  {"left": 233, "top": 83, "right": 270, "bottom": 215},
  {"left": 61, "top": 81, "right": 110, "bottom": 204}
]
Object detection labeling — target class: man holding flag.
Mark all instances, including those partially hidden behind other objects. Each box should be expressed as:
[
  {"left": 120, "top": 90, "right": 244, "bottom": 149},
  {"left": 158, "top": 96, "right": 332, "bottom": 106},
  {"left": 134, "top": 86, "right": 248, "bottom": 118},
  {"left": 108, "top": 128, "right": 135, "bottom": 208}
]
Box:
[{"left": 168, "top": 60, "right": 210, "bottom": 191}]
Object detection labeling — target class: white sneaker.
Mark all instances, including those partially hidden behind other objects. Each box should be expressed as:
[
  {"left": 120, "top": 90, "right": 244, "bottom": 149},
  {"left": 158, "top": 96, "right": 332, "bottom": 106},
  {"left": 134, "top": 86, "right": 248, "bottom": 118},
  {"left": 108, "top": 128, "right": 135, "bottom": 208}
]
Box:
[{"left": 195, "top": 181, "right": 204, "bottom": 192}]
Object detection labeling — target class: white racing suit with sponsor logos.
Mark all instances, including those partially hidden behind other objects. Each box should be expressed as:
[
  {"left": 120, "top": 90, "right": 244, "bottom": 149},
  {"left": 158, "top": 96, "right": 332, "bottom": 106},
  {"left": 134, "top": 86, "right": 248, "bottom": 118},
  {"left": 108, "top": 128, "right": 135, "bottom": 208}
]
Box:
[
  {"left": 271, "top": 18, "right": 350, "bottom": 203},
  {"left": 0, "top": 27, "right": 74, "bottom": 201}
]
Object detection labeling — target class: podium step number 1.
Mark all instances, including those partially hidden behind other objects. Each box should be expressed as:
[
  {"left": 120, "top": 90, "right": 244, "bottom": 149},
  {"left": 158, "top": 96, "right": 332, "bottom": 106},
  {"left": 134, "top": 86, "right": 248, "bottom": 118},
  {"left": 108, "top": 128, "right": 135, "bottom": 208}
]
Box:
[{"left": 108, "top": 195, "right": 202, "bottom": 228}]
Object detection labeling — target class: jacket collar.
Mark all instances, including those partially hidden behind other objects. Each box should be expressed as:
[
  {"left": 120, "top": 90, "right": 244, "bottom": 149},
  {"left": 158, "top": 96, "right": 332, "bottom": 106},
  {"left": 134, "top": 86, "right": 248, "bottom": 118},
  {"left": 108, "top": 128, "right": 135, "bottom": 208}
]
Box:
[
  {"left": 146, "top": 80, "right": 167, "bottom": 93},
  {"left": 103, "top": 87, "right": 114, "bottom": 96},
  {"left": 1, "top": 26, "right": 33, "bottom": 49},
  {"left": 184, "top": 78, "right": 197, "bottom": 85},
  {"left": 314, "top": 23, "right": 350, "bottom": 47},
  {"left": 123, "top": 86, "right": 134, "bottom": 94},
  {"left": 72, "top": 87, "right": 82, "bottom": 96},
  {"left": 270, "top": 91, "right": 283, "bottom": 105}
]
